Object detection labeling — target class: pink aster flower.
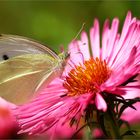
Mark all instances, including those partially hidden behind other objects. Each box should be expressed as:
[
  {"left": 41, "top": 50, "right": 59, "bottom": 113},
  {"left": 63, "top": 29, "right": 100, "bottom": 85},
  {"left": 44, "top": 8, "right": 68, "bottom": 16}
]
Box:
[
  {"left": 16, "top": 11, "right": 140, "bottom": 137},
  {"left": 0, "top": 97, "right": 18, "bottom": 138}
]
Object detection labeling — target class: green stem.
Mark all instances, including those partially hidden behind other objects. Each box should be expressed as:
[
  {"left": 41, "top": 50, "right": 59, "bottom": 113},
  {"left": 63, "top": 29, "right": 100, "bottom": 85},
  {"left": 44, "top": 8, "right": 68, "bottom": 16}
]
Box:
[{"left": 103, "top": 107, "right": 121, "bottom": 139}]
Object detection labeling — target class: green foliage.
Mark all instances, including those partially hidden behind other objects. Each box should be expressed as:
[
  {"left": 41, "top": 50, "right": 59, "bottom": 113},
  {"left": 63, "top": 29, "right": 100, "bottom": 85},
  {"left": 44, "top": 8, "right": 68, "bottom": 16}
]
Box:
[{"left": 0, "top": 1, "right": 140, "bottom": 52}]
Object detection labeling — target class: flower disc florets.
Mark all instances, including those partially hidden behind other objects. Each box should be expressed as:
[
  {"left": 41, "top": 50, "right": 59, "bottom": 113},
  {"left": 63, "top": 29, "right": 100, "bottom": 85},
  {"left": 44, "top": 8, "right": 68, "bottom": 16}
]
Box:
[{"left": 64, "top": 57, "right": 111, "bottom": 96}]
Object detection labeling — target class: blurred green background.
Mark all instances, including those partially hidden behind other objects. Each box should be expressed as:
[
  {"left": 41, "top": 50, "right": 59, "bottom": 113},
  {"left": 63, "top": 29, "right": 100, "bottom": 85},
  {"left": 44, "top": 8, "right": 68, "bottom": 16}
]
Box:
[
  {"left": 0, "top": 0, "right": 139, "bottom": 52},
  {"left": 0, "top": 0, "right": 140, "bottom": 139}
]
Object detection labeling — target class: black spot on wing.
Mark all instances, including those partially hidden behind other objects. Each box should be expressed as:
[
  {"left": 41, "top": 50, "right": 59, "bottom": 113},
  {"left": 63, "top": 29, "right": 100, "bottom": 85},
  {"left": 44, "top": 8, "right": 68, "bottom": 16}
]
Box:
[{"left": 2, "top": 54, "right": 9, "bottom": 60}]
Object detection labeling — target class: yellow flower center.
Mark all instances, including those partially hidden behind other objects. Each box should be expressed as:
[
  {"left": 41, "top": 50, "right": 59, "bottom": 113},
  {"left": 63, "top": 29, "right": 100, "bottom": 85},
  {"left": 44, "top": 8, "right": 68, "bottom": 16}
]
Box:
[{"left": 63, "top": 57, "right": 110, "bottom": 96}]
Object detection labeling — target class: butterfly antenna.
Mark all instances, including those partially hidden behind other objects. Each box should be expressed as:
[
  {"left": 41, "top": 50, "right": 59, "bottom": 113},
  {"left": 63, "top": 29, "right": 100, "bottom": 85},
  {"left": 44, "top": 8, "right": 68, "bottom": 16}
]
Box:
[{"left": 72, "top": 22, "right": 86, "bottom": 41}]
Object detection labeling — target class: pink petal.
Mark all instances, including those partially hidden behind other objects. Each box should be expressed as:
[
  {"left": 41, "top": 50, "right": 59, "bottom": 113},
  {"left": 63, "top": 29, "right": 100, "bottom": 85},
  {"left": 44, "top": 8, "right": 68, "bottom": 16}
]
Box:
[
  {"left": 106, "top": 18, "right": 119, "bottom": 64},
  {"left": 101, "top": 19, "right": 110, "bottom": 60},
  {"left": 90, "top": 19, "right": 100, "bottom": 58},
  {"left": 78, "top": 31, "right": 90, "bottom": 60},
  {"left": 95, "top": 93, "right": 107, "bottom": 112},
  {"left": 68, "top": 41, "right": 84, "bottom": 65},
  {"left": 109, "top": 12, "right": 137, "bottom": 68},
  {"left": 121, "top": 11, "right": 132, "bottom": 39},
  {"left": 101, "top": 18, "right": 119, "bottom": 63}
]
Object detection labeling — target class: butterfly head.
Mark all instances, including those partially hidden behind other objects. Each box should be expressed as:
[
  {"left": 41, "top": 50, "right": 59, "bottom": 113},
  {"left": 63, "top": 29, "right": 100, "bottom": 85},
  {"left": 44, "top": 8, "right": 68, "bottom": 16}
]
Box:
[{"left": 58, "top": 51, "right": 70, "bottom": 68}]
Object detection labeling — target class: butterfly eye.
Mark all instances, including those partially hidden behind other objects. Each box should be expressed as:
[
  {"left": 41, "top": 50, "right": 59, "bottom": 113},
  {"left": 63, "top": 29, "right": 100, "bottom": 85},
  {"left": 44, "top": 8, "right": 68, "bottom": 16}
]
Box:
[{"left": 2, "top": 54, "right": 9, "bottom": 60}]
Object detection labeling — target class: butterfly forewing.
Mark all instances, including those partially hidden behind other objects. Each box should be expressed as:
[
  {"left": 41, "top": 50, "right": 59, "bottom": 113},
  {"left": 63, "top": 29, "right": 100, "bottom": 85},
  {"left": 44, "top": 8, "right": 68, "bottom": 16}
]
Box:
[{"left": 0, "top": 34, "right": 59, "bottom": 60}]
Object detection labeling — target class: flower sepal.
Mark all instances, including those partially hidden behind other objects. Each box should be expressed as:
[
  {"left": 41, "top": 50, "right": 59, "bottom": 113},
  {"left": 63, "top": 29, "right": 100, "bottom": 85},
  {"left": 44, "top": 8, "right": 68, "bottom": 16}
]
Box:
[
  {"left": 97, "top": 95, "right": 140, "bottom": 139},
  {"left": 117, "top": 97, "right": 140, "bottom": 119}
]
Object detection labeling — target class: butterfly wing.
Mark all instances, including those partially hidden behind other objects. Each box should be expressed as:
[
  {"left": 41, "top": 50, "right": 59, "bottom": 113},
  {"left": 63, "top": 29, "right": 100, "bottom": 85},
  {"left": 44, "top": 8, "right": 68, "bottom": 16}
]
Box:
[
  {"left": 0, "top": 34, "right": 59, "bottom": 60},
  {"left": 0, "top": 69, "right": 53, "bottom": 105},
  {"left": 0, "top": 35, "right": 60, "bottom": 104}
]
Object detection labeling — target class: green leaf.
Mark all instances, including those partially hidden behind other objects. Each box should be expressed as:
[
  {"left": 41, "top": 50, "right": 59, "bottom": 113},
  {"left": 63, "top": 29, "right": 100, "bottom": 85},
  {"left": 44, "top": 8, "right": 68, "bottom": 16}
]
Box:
[{"left": 121, "top": 130, "right": 137, "bottom": 137}]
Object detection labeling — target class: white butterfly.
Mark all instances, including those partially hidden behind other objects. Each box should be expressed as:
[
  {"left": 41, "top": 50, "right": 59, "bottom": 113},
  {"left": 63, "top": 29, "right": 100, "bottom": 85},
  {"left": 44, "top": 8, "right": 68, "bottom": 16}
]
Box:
[{"left": 0, "top": 34, "right": 69, "bottom": 104}]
